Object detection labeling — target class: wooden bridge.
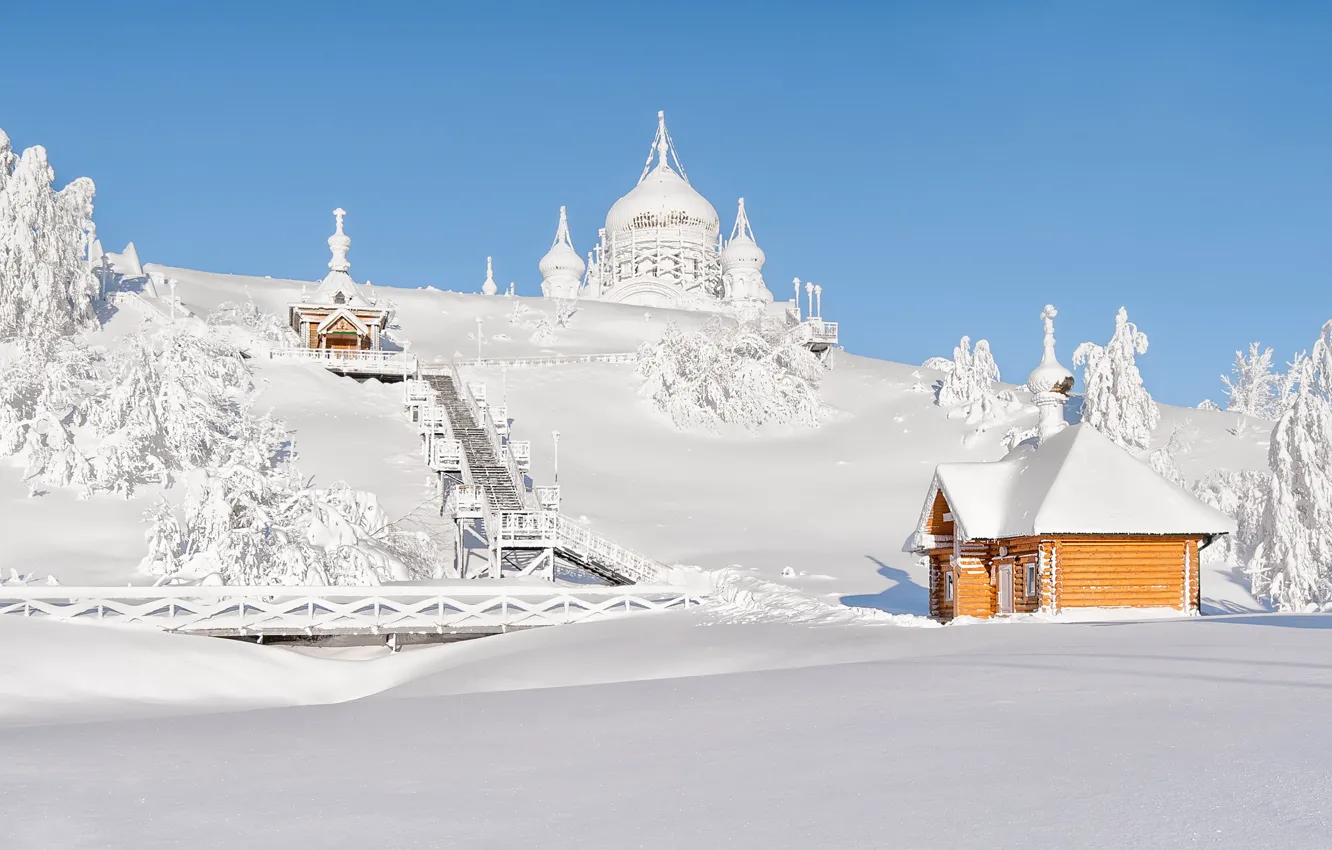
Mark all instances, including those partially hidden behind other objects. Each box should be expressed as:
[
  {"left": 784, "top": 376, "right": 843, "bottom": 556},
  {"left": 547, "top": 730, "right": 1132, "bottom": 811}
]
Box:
[{"left": 0, "top": 584, "right": 702, "bottom": 644}]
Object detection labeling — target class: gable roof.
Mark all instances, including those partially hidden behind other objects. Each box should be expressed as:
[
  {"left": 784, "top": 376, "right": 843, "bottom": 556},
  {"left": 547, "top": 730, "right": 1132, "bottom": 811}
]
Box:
[
  {"left": 315, "top": 306, "right": 370, "bottom": 335},
  {"left": 912, "top": 424, "right": 1236, "bottom": 545}
]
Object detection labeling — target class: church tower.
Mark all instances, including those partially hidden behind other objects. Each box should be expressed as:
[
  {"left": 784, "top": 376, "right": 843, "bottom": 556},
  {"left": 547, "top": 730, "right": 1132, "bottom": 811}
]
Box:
[
  {"left": 539, "top": 206, "right": 585, "bottom": 299},
  {"left": 721, "top": 197, "right": 773, "bottom": 305}
]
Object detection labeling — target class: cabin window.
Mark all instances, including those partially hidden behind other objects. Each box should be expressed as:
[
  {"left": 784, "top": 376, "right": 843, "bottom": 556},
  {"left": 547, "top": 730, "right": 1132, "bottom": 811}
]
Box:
[
  {"left": 945, "top": 571, "right": 954, "bottom": 602},
  {"left": 1025, "top": 563, "right": 1037, "bottom": 597}
]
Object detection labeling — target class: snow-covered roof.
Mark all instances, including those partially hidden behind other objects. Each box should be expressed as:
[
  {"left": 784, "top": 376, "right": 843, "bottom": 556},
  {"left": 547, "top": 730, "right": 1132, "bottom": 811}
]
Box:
[
  {"left": 914, "top": 424, "right": 1236, "bottom": 543},
  {"left": 311, "top": 270, "right": 375, "bottom": 308}
]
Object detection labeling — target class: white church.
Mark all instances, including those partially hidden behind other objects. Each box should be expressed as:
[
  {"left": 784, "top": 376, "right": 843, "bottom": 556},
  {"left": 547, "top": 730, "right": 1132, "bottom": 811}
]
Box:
[{"left": 520, "top": 112, "right": 778, "bottom": 311}]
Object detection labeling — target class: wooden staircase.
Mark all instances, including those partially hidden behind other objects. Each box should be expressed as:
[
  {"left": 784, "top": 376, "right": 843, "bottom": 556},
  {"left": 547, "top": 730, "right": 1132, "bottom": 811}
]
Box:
[{"left": 424, "top": 374, "right": 524, "bottom": 511}]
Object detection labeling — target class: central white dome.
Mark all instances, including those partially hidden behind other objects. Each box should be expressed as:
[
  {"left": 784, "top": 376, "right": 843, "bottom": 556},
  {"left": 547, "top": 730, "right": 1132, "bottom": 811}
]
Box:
[{"left": 605, "top": 160, "right": 719, "bottom": 235}]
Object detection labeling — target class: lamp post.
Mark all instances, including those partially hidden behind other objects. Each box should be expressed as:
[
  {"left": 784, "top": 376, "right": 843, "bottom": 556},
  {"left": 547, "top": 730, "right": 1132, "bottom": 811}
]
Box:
[
  {"left": 792, "top": 277, "right": 801, "bottom": 321},
  {"left": 552, "top": 429, "right": 560, "bottom": 487},
  {"left": 814, "top": 284, "right": 823, "bottom": 320},
  {"left": 804, "top": 280, "right": 814, "bottom": 322},
  {"left": 475, "top": 317, "right": 483, "bottom": 364}
]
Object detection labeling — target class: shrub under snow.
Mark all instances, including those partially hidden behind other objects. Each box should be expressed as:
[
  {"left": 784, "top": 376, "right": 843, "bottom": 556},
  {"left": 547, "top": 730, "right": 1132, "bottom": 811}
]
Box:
[{"left": 636, "top": 316, "right": 825, "bottom": 430}]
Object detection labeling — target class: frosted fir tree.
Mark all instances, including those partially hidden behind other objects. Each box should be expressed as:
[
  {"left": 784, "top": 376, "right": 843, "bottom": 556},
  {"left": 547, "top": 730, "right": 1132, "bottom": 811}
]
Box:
[
  {"left": 1221, "top": 343, "right": 1282, "bottom": 434},
  {"left": 1073, "top": 307, "right": 1160, "bottom": 450},
  {"left": 636, "top": 315, "right": 825, "bottom": 430},
  {"left": 1197, "top": 399, "right": 1220, "bottom": 411},
  {"left": 0, "top": 135, "right": 98, "bottom": 339},
  {"left": 1248, "top": 341, "right": 1332, "bottom": 610}
]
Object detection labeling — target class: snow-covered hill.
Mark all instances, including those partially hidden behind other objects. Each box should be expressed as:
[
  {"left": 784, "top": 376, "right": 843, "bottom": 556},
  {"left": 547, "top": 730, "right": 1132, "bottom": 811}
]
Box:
[{"left": 3, "top": 263, "right": 1269, "bottom": 613}]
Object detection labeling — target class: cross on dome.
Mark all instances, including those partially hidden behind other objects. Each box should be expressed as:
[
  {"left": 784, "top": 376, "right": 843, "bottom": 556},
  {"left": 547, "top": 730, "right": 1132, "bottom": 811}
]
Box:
[
  {"left": 552, "top": 205, "right": 574, "bottom": 249},
  {"left": 638, "top": 110, "right": 689, "bottom": 184}
]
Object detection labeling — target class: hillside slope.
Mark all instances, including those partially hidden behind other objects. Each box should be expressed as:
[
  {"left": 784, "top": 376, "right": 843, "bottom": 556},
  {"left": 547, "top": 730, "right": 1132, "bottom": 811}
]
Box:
[{"left": 2, "top": 264, "right": 1269, "bottom": 613}]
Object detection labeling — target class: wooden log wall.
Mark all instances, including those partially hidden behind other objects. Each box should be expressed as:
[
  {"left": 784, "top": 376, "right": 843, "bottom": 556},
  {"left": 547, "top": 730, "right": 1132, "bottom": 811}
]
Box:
[{"left": 1048, "top": 536, "right": 1198, "bottom": 611}]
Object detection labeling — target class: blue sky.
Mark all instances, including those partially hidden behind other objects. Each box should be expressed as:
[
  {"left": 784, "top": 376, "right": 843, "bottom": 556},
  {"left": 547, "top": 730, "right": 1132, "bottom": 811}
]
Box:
[{"left": 3, "top": 0, "right": 1329, "bottom": 405}]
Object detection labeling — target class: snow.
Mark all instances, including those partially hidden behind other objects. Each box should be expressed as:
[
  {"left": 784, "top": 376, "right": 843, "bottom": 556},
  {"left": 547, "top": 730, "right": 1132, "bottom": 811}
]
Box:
[
  {"left": 924, "top": 423, "right": 1237, "bottom": 541},
  {"left": 0, "top": 252, "right": 1318, "bottom": 845},
  {"left": 4, "top": 613, "right": 1332, "bottom": 847}
]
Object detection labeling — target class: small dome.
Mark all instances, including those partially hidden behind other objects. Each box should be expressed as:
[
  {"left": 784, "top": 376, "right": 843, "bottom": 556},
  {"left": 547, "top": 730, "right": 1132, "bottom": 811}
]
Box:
[
  {"left": 540, "top": 240, "right": 585, "bottom": 279},
  {"left": 1027, "top": 359, "right": 1074, "bottom": 396},
  {"left": 722, "top": 233, "right": 765, "bottom": 270},
  {"left": 605, "top": 158, "right": 719, "bottom": 235},
  {"left": 1026, "top": 305, "right": 1074, "bottom": 395}
]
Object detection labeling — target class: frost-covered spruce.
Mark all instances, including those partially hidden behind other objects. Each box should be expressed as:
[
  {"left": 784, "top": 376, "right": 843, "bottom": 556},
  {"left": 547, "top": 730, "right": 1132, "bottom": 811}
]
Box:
[
  {"left": 1249, "top": 322, "right": 1332, "bottom": 610},
  {"left": 1073, "top": 307, "right": 1159, "bottom": 450},
  {"left": 636, "top": 315, "right": 824, "bottom": 430},
  {"left": 0, "top": 130, "right": 98, "bottom": 340},
  {"left": 935, "top": 336, "right": 999, "bottom": 408}
]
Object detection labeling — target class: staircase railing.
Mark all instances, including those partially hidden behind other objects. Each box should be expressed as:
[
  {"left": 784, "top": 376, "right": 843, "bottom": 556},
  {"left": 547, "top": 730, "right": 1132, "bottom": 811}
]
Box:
[
  {"left": 552, "top": 513, "right": 669, "bottom": 584},
  {"left": 488, "top": 510, "right": 670, "bottom": 585}
]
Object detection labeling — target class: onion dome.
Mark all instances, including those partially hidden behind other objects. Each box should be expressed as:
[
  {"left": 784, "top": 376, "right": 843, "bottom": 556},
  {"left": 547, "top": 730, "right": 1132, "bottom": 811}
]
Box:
[
  {"left": 1026, "top": 304, "right": 1075, "bottom": 395},
  {"left": 604, "top": 112, "right": 719, "bottom": 235},
  {"left": 721, "top": 198, "right": 766, "bottom": 271},
  {"left": 539, "top": 206, "right": 586, "bottom": 279},
  {"left": 481, "top": 256, "right": 498, "bottom": 296}
]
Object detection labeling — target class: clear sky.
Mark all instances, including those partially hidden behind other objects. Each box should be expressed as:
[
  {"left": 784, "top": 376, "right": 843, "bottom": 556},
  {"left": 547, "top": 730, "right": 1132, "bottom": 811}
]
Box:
[{"left": 3, "top": 0, "right": 1329, "bottom": 405}]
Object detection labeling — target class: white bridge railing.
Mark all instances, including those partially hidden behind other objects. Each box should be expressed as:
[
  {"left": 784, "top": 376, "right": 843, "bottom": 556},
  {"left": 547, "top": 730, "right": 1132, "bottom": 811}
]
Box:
[
  {"left": 0, "top": 584, "right": 701, "bottom": 637},
  {"left": 421, "top": 352, "right": 638, "bottom": 371},
  {"left": 270, "top": 348, "right": 417, "bottom": 375}
]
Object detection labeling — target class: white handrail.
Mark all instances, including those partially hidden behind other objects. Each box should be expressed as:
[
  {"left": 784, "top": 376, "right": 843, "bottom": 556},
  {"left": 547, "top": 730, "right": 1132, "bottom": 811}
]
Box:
[
  {"left": 421, "top": 352, "right": 637, "bottom": 372},
  {"left": 0, "top": 584, "right": 701, "bottom": 634},
  {"left": 489, "top": 510, "right": 670, "bottom": 585}
]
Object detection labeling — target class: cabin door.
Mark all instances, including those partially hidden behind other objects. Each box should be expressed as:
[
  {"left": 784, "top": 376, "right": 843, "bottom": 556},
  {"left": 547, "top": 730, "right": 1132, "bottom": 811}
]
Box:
[{"left": 998, "top": 563, "right": 1013, "bottom": 615}]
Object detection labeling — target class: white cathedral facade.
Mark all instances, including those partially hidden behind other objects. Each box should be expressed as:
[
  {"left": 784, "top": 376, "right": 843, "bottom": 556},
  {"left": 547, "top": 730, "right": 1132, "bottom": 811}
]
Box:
[{"left": 524, "top": 112, "right": 776, "bottom": 310}]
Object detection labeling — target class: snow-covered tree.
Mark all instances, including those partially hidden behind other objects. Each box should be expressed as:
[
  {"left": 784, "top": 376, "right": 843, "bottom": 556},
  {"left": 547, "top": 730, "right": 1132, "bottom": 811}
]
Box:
[
  {"left": 1249, "top": 325, "right": 1332, "bottom": 609},
  {"left": 1147, "top": 425, "right": 1189, "bottom": 488},
  {"left": 1073, "top": 307, "right": 1159, "bottom": 450},
  {"left": 1192, "top": 469, "right": 1269, "bottom": 566},
  {"left": 1197, "top": 399, "right": 1220, "bottom": 411},
  {"left": 934, "top": 337, "right": 999, "bottom": 407},
  {"left": 1222, "top": 343, "right": 1280, "bottom": 420},
  {"left": 143, "top": 469, "right": 412, "bottom": 586},
  {"left": 88, "top": 327, "right": 286, "bottom": 495},
  {"left": 636, "top": 316, "right": 825, "bottom": 430},
  {"left": 207, "top": 290, "right": 297, "bottom": 348},
  {"left": 0, "top": 135, "right": 97, "bottom": 340}
]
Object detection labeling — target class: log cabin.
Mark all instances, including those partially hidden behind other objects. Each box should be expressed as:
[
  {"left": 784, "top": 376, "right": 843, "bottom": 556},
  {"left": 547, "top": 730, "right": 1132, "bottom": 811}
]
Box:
[
  {"left": 907, "top": 306, "right": 1235, "bottom": 621},
  {"left": 288, "top": 209, "right": 391, "bottom": 353}
]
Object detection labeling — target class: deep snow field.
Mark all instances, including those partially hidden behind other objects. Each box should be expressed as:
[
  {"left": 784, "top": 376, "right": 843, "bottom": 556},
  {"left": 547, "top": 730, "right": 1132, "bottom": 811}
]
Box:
[{"left": 3, "top": 265, "right": 1317, "bottom": 849}]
